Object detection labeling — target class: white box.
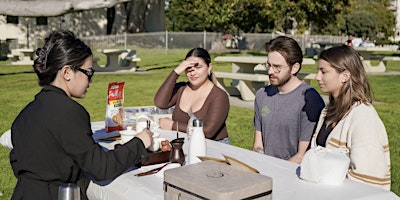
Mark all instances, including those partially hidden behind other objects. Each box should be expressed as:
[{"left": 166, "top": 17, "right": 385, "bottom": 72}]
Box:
[{"left": 164, "top": 161, "right": 272, "bottom": 199}]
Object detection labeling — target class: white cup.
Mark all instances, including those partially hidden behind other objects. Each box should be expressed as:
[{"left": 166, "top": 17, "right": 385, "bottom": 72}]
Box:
[
  {"left": 136, "top": 121, "right": 147, "bottom": 132},
  {"left": 119, "top": 126, "right": 138, "bottom": 144},
  {"left": 148, "top": 138, "right": 161, "bottom": 152},
  {"left": 148, "top": 138, "right": 160, "bottom": 151},
  {"left": 136, "top": 114, "right": 149, "bottom": 132}
]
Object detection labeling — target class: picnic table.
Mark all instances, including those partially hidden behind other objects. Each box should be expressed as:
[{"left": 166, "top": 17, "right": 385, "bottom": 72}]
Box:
[
  {"left": 214, "top": 56, "right": 316, "bottom": 101},
  {"left": 1, "top": 120, "right": 399, "bottom": 200},
  {"left": 353, "top": 47, "right": 397, "bottom": 73},
  {"left": 95, "top": 49, "right": 141, "bottom": 72},
  {"left": 7, "top": 48, "right": 34, "bottom": 65},
  {"left": 85, "top": 121, "right": 400, "bottom": 200}
]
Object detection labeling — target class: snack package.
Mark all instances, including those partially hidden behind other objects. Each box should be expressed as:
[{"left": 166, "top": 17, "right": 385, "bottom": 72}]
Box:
[{"left": 105, "top": 82, "right": 125, "bottom": 132}]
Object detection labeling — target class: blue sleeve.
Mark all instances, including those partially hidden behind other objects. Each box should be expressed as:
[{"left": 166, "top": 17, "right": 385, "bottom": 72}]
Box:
[{"left": 303, "top": 88, "right": 325, "bottom": 122}]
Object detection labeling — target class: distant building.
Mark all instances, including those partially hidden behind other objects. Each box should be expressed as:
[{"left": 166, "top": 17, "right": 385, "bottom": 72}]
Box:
[
  {"left": 0, "top": 1, "right": 165, "bottom": 49},
  {"left": 390, "top": 0, "right": 400, "bottom": 41}
]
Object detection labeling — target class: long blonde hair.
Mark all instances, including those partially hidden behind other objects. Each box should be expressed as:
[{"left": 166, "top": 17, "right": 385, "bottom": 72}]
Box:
[{"left": 318, "top": 45, "right": 372, "bottom": 128}]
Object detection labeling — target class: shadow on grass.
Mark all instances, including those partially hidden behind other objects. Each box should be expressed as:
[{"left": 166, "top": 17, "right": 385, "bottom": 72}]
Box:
[
  {"left": 0, "top": 71, "right": 35, "bottom": 76},
  {"left": 246, "top": 52, "right": 267, "bottom": 56},
  {"left": 146, "top": 66, "right": 172, "bottom": 71}
]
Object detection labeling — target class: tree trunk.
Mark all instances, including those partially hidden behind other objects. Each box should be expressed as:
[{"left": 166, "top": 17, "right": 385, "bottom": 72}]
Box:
[
  {"left": 107, "top": 7, "right": 116, "bottom": 35},
  {"left": 127, "top": 0, "right": 150, "bottom": 33}
]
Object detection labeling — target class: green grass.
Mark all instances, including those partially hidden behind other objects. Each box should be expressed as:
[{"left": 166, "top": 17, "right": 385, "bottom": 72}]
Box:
[{"left": 0, "top": 49, "right": 399, "bottom": 198}]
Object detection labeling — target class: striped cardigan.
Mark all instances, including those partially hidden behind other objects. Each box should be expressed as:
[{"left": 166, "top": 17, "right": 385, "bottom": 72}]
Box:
[{"left": 311, "top": 103, "right": 391, "bottom": 190}]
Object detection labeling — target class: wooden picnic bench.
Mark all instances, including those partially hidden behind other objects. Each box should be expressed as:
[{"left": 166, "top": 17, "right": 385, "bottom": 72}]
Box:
[
  {"left": 214, "top": 56, "right": 315, "bottom": 66},
  {"left": 213, "top": 56, "right": 316, "bottom": 101},
  {"left": 7, "top": 48, "right": 34, "bottom": 65},
  {"left": 119, "top": 50, "right": 141, "bottom": 68},
  {"left": 353, "top": 47, "right": 398, "bottom": 73},
  {"left": 213, "top": 71, "right": 268, "bottom": 99},
  {"left": 382, "top": 56, "right": 400, "bottom": 66},
  {"left": 95, "top": 49, "right": 141, "bottom": 72},
  {"left": 214, "top": 71, "right": 316, "bottom": 101}
]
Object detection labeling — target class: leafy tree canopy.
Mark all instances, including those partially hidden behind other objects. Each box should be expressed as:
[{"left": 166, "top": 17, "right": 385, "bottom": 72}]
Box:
[{"left": 165, "top": 0, "right": 395, "bottom": 42}]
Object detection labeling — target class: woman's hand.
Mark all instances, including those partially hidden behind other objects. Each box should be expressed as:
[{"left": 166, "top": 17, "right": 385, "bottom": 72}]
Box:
[
  {"left": 135, "top": 129, "right": 153, "bottom": 148},
  {"left": 158, "top": 118, "right": 174, "bottom": 130},
  {"left": 174, "top": 60, "right": 198, "bottom": 75}
]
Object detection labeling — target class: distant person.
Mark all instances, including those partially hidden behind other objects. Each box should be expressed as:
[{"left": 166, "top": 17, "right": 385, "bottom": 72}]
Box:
[
  {"left": 154, "top": 47, "right": 230, "bottom": 143},
  {"left": 361, "top": 37, "right": 375, "bottom": 47},
  {"left": 10, "top": 30, "right": 152, "bottom": 200},
  {"left": 347, "top": 34, "right": 362, "bottom": 47},
  {"left": 345, "top": 39, "right": 353, "bottom": 47},
  {"left": 311, "top": 45, "right": 391, "bottom": 190},
  {"left": 253, "top": 36, "right": 325, "bottom": 164}
]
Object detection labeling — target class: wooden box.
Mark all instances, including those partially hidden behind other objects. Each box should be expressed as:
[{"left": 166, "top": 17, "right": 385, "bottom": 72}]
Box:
[{"left": 164, "top": 161, "right": 272, "bottom": 200}]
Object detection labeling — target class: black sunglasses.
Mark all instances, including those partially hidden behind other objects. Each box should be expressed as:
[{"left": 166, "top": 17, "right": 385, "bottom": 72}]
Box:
[{"left": 69, "top": 65, "right": 95, "bottom": 80}]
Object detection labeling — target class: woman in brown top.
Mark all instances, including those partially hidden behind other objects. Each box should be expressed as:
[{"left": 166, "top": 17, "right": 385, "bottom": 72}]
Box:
[{"left": 154, "top": 47, "right": 230, "bottom": 143}]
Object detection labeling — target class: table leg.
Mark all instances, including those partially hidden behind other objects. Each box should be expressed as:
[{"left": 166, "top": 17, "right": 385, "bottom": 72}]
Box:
[
  {"left": 238, "top": 81, "right": 256, "bottom": 101},
  {"left": 231, "top": 62, "right": 266, "bottom": 101},
  {"left": 215, "top": 77, "right": 241, "bottom": 97},
  {"left": 362, "top": 60, "right": 386, "bottom": 73},
  {"left": 106, "top": 54, "right": 120, "bottom": 67}
]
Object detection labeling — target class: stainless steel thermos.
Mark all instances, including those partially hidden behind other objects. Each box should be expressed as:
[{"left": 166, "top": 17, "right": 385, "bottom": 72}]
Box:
[{"left": 58, "top": 183, "right": 80, "bottom": 200}]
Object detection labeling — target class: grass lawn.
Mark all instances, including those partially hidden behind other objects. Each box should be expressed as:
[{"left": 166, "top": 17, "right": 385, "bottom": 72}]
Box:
[{"left": 0, "top": 47, "right": 399, "bottom": 198}]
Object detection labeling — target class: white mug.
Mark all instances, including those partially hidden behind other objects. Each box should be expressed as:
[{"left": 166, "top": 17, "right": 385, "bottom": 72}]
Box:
[
  {"left": 119, "top": 127, "right": 137, "bottom": 144},
  {"left": 148, "top": 138, "right": 163, "bottom": 152},
  {"left": 136, "top": 114, "right": 149, "bottom": 132}
]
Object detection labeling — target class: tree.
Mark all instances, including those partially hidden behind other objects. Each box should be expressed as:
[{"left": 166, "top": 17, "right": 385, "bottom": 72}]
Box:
[
  {"left": 165, "top": 0, "right": 271, "bottom": 33},
  {"left": 126, "top": 0, "right": 152, "bottom": 33},
  {"left": 107, "top": 0, "right": 165, "bottom": 34},
  {"left": 165, "top": 0, "right": 209, "bottom": 31},
  {"left": 295, "top": 0, "right": 351, "bottom": 35},
  {"left": 165, "top": 0, "right": 395, "bottom": 41},
  {"left": 347, "top": 0, "right": 395, "bottom": 43},
  {"left": 346, "top": 11, "right": 379, "bottom": 38}
]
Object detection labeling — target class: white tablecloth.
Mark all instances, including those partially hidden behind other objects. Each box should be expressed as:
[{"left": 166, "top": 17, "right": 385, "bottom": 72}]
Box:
[
  {"left": 87, "top": 121, "right": 399, "bottom": 200},
  {"left": 2, "top": 121, "right": 399, "bottom": 200}
]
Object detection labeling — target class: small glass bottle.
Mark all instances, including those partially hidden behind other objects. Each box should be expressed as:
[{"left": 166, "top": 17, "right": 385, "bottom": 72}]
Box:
[{"left": 187, "top": 119, "right": 206, "bottom": 164}]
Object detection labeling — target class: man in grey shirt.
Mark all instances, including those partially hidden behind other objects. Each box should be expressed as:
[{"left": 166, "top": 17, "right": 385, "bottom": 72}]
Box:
[{"left": 253, "top": 36, "right": 325, "bottom": 164}]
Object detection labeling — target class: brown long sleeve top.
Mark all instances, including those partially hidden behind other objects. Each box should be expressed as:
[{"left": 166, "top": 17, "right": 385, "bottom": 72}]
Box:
[{"left": 154, "top": 71, "right": 229, "bottom": 140}]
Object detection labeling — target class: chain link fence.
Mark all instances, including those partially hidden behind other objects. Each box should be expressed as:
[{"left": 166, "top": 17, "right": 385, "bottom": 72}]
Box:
[{"left": 81, "top": 31, "right": 347, "bottom": 56}]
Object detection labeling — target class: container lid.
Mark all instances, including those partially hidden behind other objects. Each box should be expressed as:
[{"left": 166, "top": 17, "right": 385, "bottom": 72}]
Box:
[
  {"left": 193, "top": 119, "right": 203, "bottom": 127},
  {"left": 164, "top": 161, "right": 272, "bottom": 199}
]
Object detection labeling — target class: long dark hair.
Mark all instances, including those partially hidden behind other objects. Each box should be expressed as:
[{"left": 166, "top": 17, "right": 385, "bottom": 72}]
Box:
[
  {"left": 318, "top": 45, "right": 372, "bottom": 128},
  {"left": 185, "top": 47, "right": 217, "bottom": 84},
  {"left": 33, "top": 30, "right": 92, "bottom": 86}
]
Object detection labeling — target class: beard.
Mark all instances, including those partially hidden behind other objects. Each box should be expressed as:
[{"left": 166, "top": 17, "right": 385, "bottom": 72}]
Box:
[{"left": 269, "top": 72, "right": 291, "bottom": 87}]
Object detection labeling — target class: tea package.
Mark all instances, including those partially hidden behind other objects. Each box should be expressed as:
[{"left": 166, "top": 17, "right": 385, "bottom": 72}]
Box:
[{"left": 105, "top": 82, "right": 125, "bottom": 132}]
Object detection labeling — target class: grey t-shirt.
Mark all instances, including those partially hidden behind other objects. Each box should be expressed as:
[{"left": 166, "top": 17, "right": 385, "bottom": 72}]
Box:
[{"left": 254, "top": 82, "right": 325, "bottom": 160}]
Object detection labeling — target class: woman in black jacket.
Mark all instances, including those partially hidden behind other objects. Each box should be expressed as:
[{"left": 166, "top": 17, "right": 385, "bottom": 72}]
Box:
[{"left": 10, "top": 30, "right": 152, "bottom": 200}]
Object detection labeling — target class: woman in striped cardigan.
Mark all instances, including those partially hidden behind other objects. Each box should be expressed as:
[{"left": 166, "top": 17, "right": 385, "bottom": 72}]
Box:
[{"left": 310, "top": 45, "right": 391, "bottom": 190}]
